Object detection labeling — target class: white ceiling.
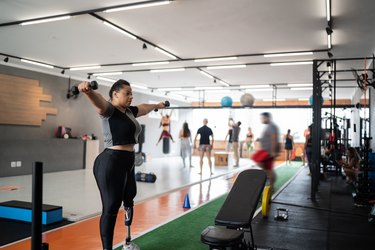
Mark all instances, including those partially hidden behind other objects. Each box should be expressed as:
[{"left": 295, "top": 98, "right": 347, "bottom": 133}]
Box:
[{"left": 0, "top": 0, "right": 374, "bottom": 103}]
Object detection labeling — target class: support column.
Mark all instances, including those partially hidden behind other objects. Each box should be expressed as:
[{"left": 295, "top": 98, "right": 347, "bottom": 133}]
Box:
[{"left": 311, "top": 60, "right": 322, "bottom": 201}]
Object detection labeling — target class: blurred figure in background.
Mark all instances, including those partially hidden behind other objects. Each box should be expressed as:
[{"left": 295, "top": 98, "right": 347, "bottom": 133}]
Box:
[
  {"left": 224, "top": 118, "right": 234, "bottom": 152},
  {"left": 283, "top": 129, "right": 294, "bottom": 165},
  {"left": 232, "top": 121, "right": 242, "bottom": 167},
  {"left": 341, "top": 147, "right": 360, "bottom": 184},
  {"left": 304, "top": 124, "right": 313, "bottom": 175},
  {"left": 245, "top": 127, "right": 254, "bottom": 156},
  {"left": 179, "top": 122, "right": 193, "bottom": 168},
  {"left": 257, "top": 112, "right": 280, "bottom": 190},
  {"left": 302, "top": 126, "right": 310, "bottom": 166}
]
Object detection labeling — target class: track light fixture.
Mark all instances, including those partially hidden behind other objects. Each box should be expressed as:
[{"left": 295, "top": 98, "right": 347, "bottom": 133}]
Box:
[
  {"left": 326, "top": 27, "right": 333, "bottom": 35},
  {"left": 3, "top": 57, "right": 9, "bottom": 62},
  {"left": 328, "top": 74, "right": 332, "bottom": 79},
  {"left": 327, "top": 52, "right": 333, "bottom": 58},
  {"left": 326, "top": 62, "right": 331, "bottom": 67},
  {"left": 61, "top": 69, "right": 65, "bottom": 74},
  {"left": 142, "top": 43, "right": 147, "bottom": 50},
  {"left": 87, "top": 74, "right": 91, "bottom": 79}
]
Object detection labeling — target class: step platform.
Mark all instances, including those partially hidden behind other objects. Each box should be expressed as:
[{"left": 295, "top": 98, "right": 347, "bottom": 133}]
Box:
[{"left": 0, "top": 200, "right": 63, "bottom": 225}]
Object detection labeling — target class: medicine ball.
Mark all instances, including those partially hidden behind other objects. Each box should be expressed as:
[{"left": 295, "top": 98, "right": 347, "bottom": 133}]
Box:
[{"left": 240, "top": 93, "right": 255, "bottom": 107}]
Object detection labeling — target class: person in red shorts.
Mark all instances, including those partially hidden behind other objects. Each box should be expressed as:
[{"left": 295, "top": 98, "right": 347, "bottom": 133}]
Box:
[{"left": 252, "top": 112, "right": 280, "bottom": 190}]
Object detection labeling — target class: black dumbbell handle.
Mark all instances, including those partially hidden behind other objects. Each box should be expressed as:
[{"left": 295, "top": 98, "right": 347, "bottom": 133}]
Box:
[{"left": 154, "top": 101, "right": 170, "bottom": 112}]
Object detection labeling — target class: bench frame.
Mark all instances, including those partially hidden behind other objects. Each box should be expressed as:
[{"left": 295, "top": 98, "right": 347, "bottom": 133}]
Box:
[{"left": 201, "top": 169, "right": 267, "bottom": 249}]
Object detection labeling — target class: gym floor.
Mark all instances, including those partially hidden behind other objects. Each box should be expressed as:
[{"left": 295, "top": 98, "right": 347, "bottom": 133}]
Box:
[
  {"left": 1, "top": 157, "right": 374, "bottom": 249},
  {"left": 0, "top": 155, "right": 253, "bottom": 249},
  {"left": 250, "top": 167, "right": 375, "bottom": 250},
  {"left": 0, "top": 155, "right": 251, "bottom": 221}
]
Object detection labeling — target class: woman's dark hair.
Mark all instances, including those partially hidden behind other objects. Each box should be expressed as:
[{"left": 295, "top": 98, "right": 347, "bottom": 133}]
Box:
[
  {"left": 308, "top": 124, "right": 313, "bottom": 134},
  {"left": 109, "top": 79, "right": 130, "bottom": 99},
  {"left": 287, "top": 129, "right": 291, "bottom": 135},
  {"left": 347, "top": 147, "right": 358, "bottom": 158},
  {"left": 182, "top": 122, "right": 191, "bottom": 137}
]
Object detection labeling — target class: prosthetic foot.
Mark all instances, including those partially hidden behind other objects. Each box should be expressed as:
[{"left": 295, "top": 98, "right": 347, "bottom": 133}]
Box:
[{"left": 123, "top": 207, "right": 140, "bottom": 250}]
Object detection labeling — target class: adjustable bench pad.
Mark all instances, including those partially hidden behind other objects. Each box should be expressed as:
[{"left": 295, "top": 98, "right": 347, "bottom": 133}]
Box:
[
  {"left": 215, "top": 169, "right": 267, "bottom": 227},
  {"left": 201, "top": 226, "right": 244, "bottom": 247}
]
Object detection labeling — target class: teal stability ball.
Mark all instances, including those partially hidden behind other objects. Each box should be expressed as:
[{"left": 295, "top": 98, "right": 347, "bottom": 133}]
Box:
[
  {"left": 309, "top": 95, "right": 324, "bottom": 105},
  {"left": 221, "top": 96, "right": 233, "bottom": 107}
]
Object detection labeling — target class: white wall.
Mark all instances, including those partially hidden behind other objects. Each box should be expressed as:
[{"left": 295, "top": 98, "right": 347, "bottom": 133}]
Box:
[{"left": 191, "top": 108, "right": 313, "bottom": 144}]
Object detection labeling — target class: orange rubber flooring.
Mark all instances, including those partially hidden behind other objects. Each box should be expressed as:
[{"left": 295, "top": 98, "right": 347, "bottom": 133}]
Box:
[{"left": 2, "top": 171, "right": 240, "bottom": 250}]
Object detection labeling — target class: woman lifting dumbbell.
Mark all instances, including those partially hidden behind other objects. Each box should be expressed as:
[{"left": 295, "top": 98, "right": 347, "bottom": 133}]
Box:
[{"left": 78, "top": 79, "right": 168, "bottom": 250}]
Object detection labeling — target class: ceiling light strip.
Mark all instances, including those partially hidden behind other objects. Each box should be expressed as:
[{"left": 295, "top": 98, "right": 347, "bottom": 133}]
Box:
[
  {"left": 20, "top": 16, "right": 71, "bottom": 26},
  {"left": 20, "top": 59, "right": 54, "bottom": 68},
  {"left": 103, "top": 21, "right": 137, "bottom": 40},
  {"left": 150, "top": 68, "right": 185, "bottom": 73},
  {"left": 270, "top": 61, "right": 313, "bottom": 66},
  {"left": 264, "top": 52, "right": 313, "bottom": 58},
  {"left": 327, "top": 34, "right": 332, "bottom": 49},
  {"left": 326, "top": 0, "right": 331, "bottom": 22},
  {"left": 154, "top": 47, "right": 177, "bottom": 59},
  {"left": 93, "top": 72, "right": 122, "bottom": 76},
  {"left": 240, "top": 84, "right": 270, "bottom": 89},
  {"left": 199, "top": 70, "right": 214, "bottom": 79},
  {"left": 131, "top": 83, "right": 148, "bottom": 90},
  {"left": 290, "top": 87, "right": 313, "bottom": 91},
  {"left": 195, "top": 86, "right": 224, "bottom": 90},
  {"left": 287, "top": 83, "right": 313, "bottom": 87},
  {"left": 218, "top": 80, "right": 230, "bottom": 87},
  {"left": 96, "top": 76, "right": 116, "bottom": 82},
  {"left": 104, "top": 0, "right": 171, "bottom": 13},
  {"left": 206, "top": 65, "right": 246, "bottom": 70},
  {"left": 157, "top": 87, "right": 183, "bottom": 91},
  {"left": 132, "top": 61, "right": 169, "bottom": 66},
  {"left": 246, "top": 88, "right": 273, "bottom": 92},
  {"left": 70, "top": 65, "right": 101, "bottom": 71},
  {"left": 194, "top": 57, "right": 237, "bottom": 62}
]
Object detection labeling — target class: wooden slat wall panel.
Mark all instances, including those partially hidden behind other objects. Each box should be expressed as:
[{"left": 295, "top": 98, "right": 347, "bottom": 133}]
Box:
[
  {"left": 40, "top": 94, "right": 52, "bottom": 102},
  {"left": 0, "top": 74, "right": 57, "bottom": 126}
]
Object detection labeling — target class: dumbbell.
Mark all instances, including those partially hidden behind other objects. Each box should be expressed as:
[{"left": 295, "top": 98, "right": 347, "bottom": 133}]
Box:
[
  {"left": 154, "top": 100, "right": 170, "bottom": 112},
  {"left": 71, "top": 81, "right": 98, "bottom": 95}
]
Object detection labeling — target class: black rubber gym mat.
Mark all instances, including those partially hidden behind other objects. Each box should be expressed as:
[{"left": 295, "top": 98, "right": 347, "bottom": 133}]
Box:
[
  {"left": 0, "top": 217, "right": 72, "bottom": 246},
  {"left": 247, "top": 167, "right": 375, "bottom": 250}
]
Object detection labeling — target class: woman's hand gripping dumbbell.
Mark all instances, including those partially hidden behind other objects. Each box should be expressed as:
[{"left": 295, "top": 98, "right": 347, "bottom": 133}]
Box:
[
  {"left": 74, "top": 81, "right": 98, "bottom": 95},
  {"left": 154, "top": 100, "right": 170, "bottom": 112}
]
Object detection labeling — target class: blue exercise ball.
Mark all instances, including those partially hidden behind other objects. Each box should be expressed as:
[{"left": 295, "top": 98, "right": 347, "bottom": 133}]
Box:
[
  {"left": 221, "top": 96, "right": 233, "bottom": 107},
  {"left": 308, "top": 95, "right": 324, "bottom": 106}
]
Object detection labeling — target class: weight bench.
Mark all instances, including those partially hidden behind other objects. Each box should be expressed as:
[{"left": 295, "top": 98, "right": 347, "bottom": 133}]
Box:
[{"left": 201, "top": 169, "right": 267, "bottom": 249}]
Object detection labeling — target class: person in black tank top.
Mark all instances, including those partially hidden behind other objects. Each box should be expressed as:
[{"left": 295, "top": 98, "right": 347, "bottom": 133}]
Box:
[
  {"left": 78, "top": 79, "right": 167, "bottom": 250},
  {"left": 284, "top": 129, "right": 294, "bottom": 165}
]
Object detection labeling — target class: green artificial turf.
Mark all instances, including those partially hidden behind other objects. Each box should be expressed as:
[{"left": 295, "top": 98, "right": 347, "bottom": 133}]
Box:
[{"left": 116, "top": 162, "right": 302, "bottom": 250}]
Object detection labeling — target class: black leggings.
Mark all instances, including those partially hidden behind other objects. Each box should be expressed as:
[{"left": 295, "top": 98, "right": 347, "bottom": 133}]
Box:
[{"left": 93, "top": 148, "right": 136, "bottom": 250}]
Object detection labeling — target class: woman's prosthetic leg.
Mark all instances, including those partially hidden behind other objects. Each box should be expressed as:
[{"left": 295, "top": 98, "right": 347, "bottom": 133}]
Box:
[{"left": 123, "top": 207, "right": 140, "bottom": 250}]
